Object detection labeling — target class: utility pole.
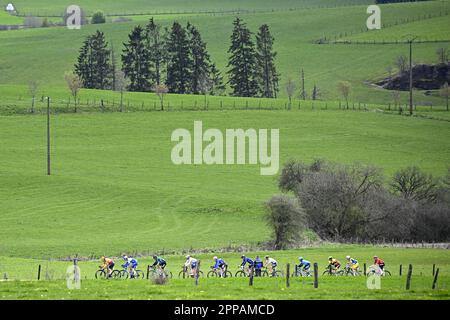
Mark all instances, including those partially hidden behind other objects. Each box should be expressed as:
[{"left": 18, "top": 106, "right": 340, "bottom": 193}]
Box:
[
  {"left": 46, "top": 97, "right": 51, "bottom": 176},
  {"left": 405, "top": 35, "right": 417, "bottom": 116}
]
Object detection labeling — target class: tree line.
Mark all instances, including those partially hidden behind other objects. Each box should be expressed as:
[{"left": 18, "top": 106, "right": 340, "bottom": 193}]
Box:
[
  {"left": 266, "top": 159, "right": 450, "bottom": 249},
  {"left": 72, "top": 17, "right": 279, "bottom": 99}
]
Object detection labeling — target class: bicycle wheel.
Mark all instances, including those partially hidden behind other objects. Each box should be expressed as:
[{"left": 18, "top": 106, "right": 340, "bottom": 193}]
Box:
[
  {"left": 165, "top": 271, "right": 173, "bottom": 279},
  {"left": 120, "top": 270, "right": 129, "bottom": 279},
  {"left": 224, "top": 271, "right": 232, "bottom": 278},
  {"left": 135, "top": 270, "right": 145, "bottom": 279},
  {"left": 322, "top": 270, "right": 331, "bottom": 276},
  {"left": 111, "top": 270, "right": 121, "bottom": 279},
  {"left": 207, "top": 270, "right": 217, "bottom": 278},
  {"left": 95, "top": 270, "right": 106, "bottom": 279},
  {"left": 383, "top": 270, "right": 391, "bottom": 276},
  {"left": 178, "top": 270, "right": 187, "bottom": 278},
  {"left": 261, "top": 270, "right": 269, "bottom": 277},
  {"left": 235, "top": 270, "right": 247, "bottom": 277},
  {"left": 273, "top": 270, "right": 283, "bottom": 277}
]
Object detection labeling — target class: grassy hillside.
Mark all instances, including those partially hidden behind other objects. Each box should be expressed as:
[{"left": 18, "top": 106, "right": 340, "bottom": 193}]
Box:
[
  {"left": 0, "top": 110, "right": 449, "bottom": 258},
  {"left": 0, "top": 1, "right": 449, "bottom": 105}
]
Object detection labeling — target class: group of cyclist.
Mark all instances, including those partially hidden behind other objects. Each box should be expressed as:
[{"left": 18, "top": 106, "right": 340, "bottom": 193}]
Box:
[{"left": 99, "top": 253, "right": 386, "bottom": 278}]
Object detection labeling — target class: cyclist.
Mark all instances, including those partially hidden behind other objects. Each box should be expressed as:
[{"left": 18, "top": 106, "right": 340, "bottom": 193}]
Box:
[
  {"left": 264, "top": 256, "right": 278, "bottom": 275},
  {"left": 240, "top": 255, "right": 254, "bottom": 275},
  {"left": 122, "top": 255, "right": 138, "bottom": 278},
  {"left": 373, "top": 256, "right": 385, "bottom": 273},
  {"left": 328, "top": 256, "right": 341, "bottom": 274},
  {"left": 298, "top": 257, "right": 311, "bottom": 275},
  {"left": 254, "top": 256, "right": 263, "bottom": 277},
  {"left": 100, "top": 256, "right": 115, "bottom": 278},
  {"left": 345, "top": 256, "right": 359, "bottom": 273},
  {"left": 184, "top": 255, "right": 198, "bottom": 277},
  {"left": 211, "top": 256, "right": 227, "bottom": 277},
  {"left": 151, "top": 255, "right": 167, "bottom": 270}
]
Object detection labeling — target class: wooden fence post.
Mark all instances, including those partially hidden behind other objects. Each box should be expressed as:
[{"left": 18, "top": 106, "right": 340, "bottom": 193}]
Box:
[
  {"left": 432, "top": 264, "right": 435, "bottom": 276},
  {"left": 406, "top": 264, "right": 413, "bottom": 290},
  {"left": 146, "top": 265, "right": 150, "bottom": 280},
  {"left": 37, "top": 264, "right": 41, "bottom": 280},
  {"left": 313, "top": 263, "right": 318, "bottom": 288},
  {"left": 432, "top": 268, "right": 439, "bottom": 289},
  {"left": 399, "top": 264, "right": 402, "bottom": 276},
  {"left": 249, "top": 266, "right": 254, "bottom": 286},
  {"left": 195, "top": 260, "right": 201, "bottom": 286},
  {"left": 363, "top": 263, "right": 366, "bottom": 275},
  {"left": 286, "top": 264, "right": 290, "bottom": 288}
]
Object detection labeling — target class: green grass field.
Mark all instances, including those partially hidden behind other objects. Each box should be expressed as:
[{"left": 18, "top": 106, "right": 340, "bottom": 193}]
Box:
[
  {"left": 0, "top": 0, "right": 449, "bottom": 300},
  {"left": 0, "top": 110, "right": 449, "bottom": 259},
  {"left": 0, "top": 246, "right": 449, "bottom": 299}
]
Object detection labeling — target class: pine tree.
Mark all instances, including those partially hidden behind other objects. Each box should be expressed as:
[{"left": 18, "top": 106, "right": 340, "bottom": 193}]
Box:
[
  {"left": 74, "top": 31, "right": 112, "bottom": 90},
  {"left": 165, "top": 22, "right": 192, "bottom": 94},
  {"left": 121, "top": 25, "right": 152, "bottom": 92},
  {"left": 145, "top": 18, "right": 165, "bottom": 85},
  {"left": 187, "top": 23, "right": 212, "bottom": 94},
  {"left": 209, "top": 63, "right": 226, "bottom": 95},
  {"left": 227, "top": 17, "right": 258, "bottom": 97},
  {"left": 111, "top": 42, "right": 117, "bottom": 91},
  {"left": 255, "top": 24, "right": 279, "bottom": 98}
]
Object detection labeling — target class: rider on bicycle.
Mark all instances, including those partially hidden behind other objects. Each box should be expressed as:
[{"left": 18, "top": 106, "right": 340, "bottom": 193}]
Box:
[
  {"left": 184, "top": 255, "right": 198, "bottom": 277},
  {"left": 152, "top": 255, "right": 167, "bottom": 270},
  {"left": 122, "top": 255, "right": 138, "bottom": 278},
  {"left": 345, "top": 255, "right": 359, "bottom": 271},
  {"left": 373, "top": 256, "right": 385, "bottom": 272},
  {"left": 328, "top": 256, "right": 341, "bottom": 273},
  {"left": 211, "top": 256, "right": 227, "bottom": 276},
  {"left": 264, "top": 256, "right": 278, "bottom": 274},
  {"left": 298, "top": 257, "right": 311, "bottom": 273},
  {"left": 240, "top": 255, "right": 254, "bottom": 274},
  {"left": 100, "top": 256, "right": 115, "bottom": 278},
  {"left": 254, "top": 256, "right": 263, "bottom": 277}
]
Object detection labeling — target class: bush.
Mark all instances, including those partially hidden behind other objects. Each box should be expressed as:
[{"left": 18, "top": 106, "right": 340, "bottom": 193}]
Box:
[
  {"left": 265, "top": 194, "right": 306, "bottom": 250},
  {"left": 91, "top": 11, "right": 106, "bottom": 24}
]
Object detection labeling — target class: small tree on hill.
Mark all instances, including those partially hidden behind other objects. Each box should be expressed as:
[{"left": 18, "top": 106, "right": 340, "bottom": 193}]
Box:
[
  {"left": 28, "top": 80, "right": 39, "bottom": 113},
  {"left": 65, "top": 72, "right": 82, "bottom": 112},
  {"left": 440, "top": 82, "right": 449, "bottom": 111},
  {"left": 436, "top": 47, "right": 449, "bottom": 64},
  {"left": 91, "top": 11, "right": 106, "bottom": 24},
  {"left": 285, "top": 78, "right": 295, "bottom": 110},
  {"left": 154, "top": 84, "right": 169, "bottom": 111},
  {"left": 337, "top": 81, "right": 351, "bottom": 109},
  {"left": 115, "top": 70, "right": 127, "bottom": 112}
]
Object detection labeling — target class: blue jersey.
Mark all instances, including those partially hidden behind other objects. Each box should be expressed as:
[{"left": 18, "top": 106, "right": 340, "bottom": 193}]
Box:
[
  {"left": 213, "top": 259, "right": 226, "bottom": 269},
  {"left": 123, "top": 258, "right": 138, "bottom": 268},
  {"left": 241, "top": 257, "right": 254, "bottom": 267},
  {"left": 299, "top": 260, "right": 311, "bottom": 269},
  {"left": 254, "top": 259, "right": 263, "bottom": 270},
  {"left": 349, "top": 258, "right": 358, "bottom": 265}
]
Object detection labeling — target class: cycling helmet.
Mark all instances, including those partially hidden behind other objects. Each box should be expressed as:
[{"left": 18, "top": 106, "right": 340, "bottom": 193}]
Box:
[
  {"left": 373, "top": 256, "right": 378, "bottom": 259},
  {"left": 298, "top": 257, "right": 303, "bottom": 261},
  {"left": 346, "top": 256, "right": 351, "bottom": 260},
  {"left": 241, "top": 255, "right": 246, "bottom": 259},
  {"left": 186, "top": 255, "right": 191, "bottom": 260},
  {"left": 265, "top": 255, "right": 269, "bottom": 259},
  {"left": 152, "top": 255, "right": 157, "bottom": 259},
  {"left": 123, "top": 255, "right": 128, "bottom": 260},
  {"left": 213, "top": 256, "right": 218, "bottom": 260},
  {"left": 328, "top": 256, "right": 333, "bottom": 260}
]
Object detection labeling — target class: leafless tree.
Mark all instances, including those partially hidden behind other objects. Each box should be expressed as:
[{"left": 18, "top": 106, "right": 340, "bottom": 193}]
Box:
[
  {"left": 337, "top": 81, "right": 351, "bottom": 109},
  {"left": 436, "top": 47, "right": 449, "bottom": 64},
  {"left": 28, "top": 80, "right": 39, "bottom": 113},
  {"left": 391, "top": 166, "right": 439, "bottom": 203},
  {"left": 392, "top": 90, "right": 401, "bottom": 109},
  {"left": 153, "top": 84, "right": 169, "bottom": 111},
  {"left": 440, "top": 82, "right": 449, "bottom": 111},
  {"left": 285, "top": 78, "right": 295, "bottom": 110},
  {"left": 114, "top": 70, "right": 127, "bottom": 112},
  {"left": 396, "top": 55, "right": 408, "bottom": 73},
  {"left": 64, "top": 72, "right": 82, "bottom": 113}
]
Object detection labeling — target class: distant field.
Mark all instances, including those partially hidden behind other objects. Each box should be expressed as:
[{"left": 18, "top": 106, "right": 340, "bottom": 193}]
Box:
[
  {"left": 0, "top": 110, "right": 449, "bottom": 258},
  {"left": 0, "top": 1, "right": 449, "bottom": 105},
  {"left": 0, "top": 246, "right": 449, "bottom": 299}
]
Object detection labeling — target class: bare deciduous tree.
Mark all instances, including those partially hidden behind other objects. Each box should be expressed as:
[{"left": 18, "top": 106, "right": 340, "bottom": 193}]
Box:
[
  {"left": 391, "top": 166, "right": 439, "bottom": 203},
  {"left": 28, "top": 80, "right": 39, "bottom": 113},
  {"left": 64, "top": 72, "right": 82, "bottom": 113},
  {"left": 153, "top": 84, "right": 169, "bottom": 111},
  {"left": 337, "top": 81, "right": 351, "bottom": 109},
  {"left": 440, "top": 82, "right": 449, "bottom": 111},
  {"left": 114, "top": 70, "right": 127, "bottom": 112},
  {"left": 285, "top": 78, "right": 295, "bottom": 110},
  {"left": 392, "top": 90, "right": 401, "bottom": 109},
  {"left": 436, "top": 47, "right": 449, "bottom": 64},
  {"left": 396, "top": 55, "right": 408, "bottom": 73}
]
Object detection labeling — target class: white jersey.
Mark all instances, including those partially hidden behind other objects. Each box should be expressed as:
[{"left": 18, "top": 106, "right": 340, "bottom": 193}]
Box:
[
  {"left": 265, "top": 258, "right": 277, "bottom": 267},
  {"left": 184, "top": 257, "right": 197, "bottom": 267}
]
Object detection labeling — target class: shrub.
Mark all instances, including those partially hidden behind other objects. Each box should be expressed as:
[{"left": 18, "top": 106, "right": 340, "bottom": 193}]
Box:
[{"left": 91, "top": 11, "right": 106, "bottom": 24}]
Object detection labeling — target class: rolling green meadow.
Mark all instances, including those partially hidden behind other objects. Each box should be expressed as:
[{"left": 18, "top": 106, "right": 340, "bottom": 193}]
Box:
[{"left": 0, "top": 0, "right": 449, "bottom": 300}]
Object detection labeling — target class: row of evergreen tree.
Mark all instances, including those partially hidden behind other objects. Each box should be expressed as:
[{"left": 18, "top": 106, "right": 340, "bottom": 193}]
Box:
[{"left": 74, "top": 17, "right": 279, "bottom": 98}]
